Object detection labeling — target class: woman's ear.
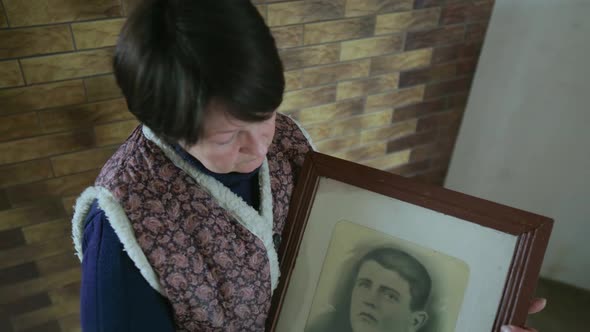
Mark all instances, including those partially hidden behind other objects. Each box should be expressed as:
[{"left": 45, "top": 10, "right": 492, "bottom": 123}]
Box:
[{"left": 410, "top": 310, "right": 429, "bottom": 331}]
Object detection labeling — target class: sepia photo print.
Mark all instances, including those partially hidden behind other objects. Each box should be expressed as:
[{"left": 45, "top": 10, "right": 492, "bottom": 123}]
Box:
[{"left": 304, "top": 221, "right": 469, "bottom": 332}]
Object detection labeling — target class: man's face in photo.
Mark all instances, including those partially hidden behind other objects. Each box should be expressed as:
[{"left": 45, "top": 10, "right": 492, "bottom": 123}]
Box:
[{"left": 349, "top": 260, "right": 426, "bottom": 332}]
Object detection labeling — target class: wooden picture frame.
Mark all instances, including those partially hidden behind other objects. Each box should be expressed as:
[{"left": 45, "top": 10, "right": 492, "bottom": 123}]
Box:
[{"left": 267, "top": 151, "right": 552, "bottom": 332}]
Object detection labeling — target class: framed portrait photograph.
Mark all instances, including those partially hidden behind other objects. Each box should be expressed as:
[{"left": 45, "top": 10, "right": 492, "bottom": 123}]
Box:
[{"left": 267, "top": 152, "right": 553, "bottom": 332}]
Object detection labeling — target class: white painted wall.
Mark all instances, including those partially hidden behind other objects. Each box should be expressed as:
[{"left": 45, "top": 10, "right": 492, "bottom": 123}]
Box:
[{"left": 445, "top": 0, "right": 590, "bottom": 290}]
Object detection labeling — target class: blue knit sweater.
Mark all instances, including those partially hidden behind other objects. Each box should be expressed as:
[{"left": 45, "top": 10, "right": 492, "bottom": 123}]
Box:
[{"left": 80, "top": 144, "right": 260, "bottom": 331}]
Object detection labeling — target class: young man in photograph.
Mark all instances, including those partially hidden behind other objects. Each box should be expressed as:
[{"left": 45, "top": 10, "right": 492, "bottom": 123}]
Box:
[{"left": 306, "top": 247, "right": 431, "bottom": 332}]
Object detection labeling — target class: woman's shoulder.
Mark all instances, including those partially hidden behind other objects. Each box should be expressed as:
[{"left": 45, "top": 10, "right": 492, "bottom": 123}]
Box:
[
  {"left": 82, "top": 199, "right": 121, "bottom": 251},
  {"left": 276, "top": 113, "right": 308, "bottom": 140},
  {"left": 273, "top": 113, "right": 314, "bottom": 157}
]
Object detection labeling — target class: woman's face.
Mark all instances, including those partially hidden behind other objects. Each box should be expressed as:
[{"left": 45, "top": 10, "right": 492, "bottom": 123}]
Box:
[{"left": 183, "top": 101, "right": 276, "bottom": 174}]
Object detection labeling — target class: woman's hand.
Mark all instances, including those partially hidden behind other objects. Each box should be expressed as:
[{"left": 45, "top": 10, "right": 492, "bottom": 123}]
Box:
[{"left": 501, "top": 298, "right": 547, "bottom": 332}]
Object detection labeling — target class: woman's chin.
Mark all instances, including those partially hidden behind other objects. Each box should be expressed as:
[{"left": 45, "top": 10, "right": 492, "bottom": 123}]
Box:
[{"left": 235, "top": 158, "right": 263, "bottom": 173}]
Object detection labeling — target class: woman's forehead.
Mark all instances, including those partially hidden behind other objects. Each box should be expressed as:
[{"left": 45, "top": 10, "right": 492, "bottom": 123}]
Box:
[
  {"left": 202, "top": 107, "right": 245, "bottom": 133},
  {"left": 203, "top": 104, "right": 275, "bottom": 133}
]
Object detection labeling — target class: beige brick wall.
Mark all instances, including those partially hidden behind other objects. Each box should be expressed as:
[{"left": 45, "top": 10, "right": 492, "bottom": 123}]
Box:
[{"left": 0, "top": 0, "right": 493, "bottom": 330}]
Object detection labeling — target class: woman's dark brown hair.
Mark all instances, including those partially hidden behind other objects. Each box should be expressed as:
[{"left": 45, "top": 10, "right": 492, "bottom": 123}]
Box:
[{"left": 113, "top": 0, "right": 284, "bottom": 145}]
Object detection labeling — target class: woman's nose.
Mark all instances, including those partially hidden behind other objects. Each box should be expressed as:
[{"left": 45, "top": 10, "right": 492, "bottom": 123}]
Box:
[{"left": 241, "top": 132, "right": 268, "bottom": 157}]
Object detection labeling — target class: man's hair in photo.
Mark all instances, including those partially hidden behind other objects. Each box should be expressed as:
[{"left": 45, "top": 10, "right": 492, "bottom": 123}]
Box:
[
  {"left": 113, "top": 0, "right": 284, "bottom": 145},
  {"left": 335, "top": 247, "right": 432, "bottom": 313}
]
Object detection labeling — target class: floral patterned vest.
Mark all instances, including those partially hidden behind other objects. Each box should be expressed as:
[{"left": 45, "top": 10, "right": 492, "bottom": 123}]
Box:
[{"left": 72, "top": 113, "right": 312, "bottom": 331}]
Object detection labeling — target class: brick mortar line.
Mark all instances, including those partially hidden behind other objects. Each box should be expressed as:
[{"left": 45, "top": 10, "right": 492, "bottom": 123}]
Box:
[
  {"left": 304, "top": 109, "right": 398, "bottom": 131},
  {"left": 298, "top": 20, "right": 470, "bottom": 48},
  {"left": 398, "top": 70, "right": 477, "bottom": 90},
  {"left": 297, "top": 106, "right": 391, "bottom": 128},
  {"left": 5, "top": 14, "right": 126, "bottom": 30},
  {"left": 0, "top": 16, "right": 126, "bottom": 34},
  {"left": 15, "top": 46, "right": 114, "bottom": 61},
  {"left": 326, "top": 129, "right": 428, "bottom": 156},
  {"left": 270, "top": 14, "right": 488, "bottom": 35},
  {"left": 281, "top": 90, "right": 430, "bottom": 120},
  {"left": 0, "top": 96, "right": 118, "bottom": 119},
  {"left": 278, "top": 31, "right": 405, "bottom": 51},
  {"left": 0, "top": 73, "right": 115, "bottom": 95},
  {"left": 15, "top": 58, "right": 26, "bottom": 85},
  {"left": 68, "top": 23, "right": 78, "bottom": 51},
  {"left": 0, "top": 0, "right": 10, "bottom": 28},
  {"left": 81, "top": 74, "right": 91, "bottom": 103},
  {"left": 0, "top": 49, "right": 87, "bottom": 64},
  {"left": 1, "top": 83, "right": 458, "bottom": 125},
  {"left": 34, "top": 98, "right": 126, "bottom": 117},
  {"left": 0, "top": 48, "right": 113, "bottom": 91},
  {"left": 267, "top": 5, "right": 446, "bottom": 29},
  {"left": 0, "top": 167, "right": 104, "bottom": 194},
  {"left": 282, "top": 46, "right": 408, "bottom": 72},
  {"left": 0, "top": 45, "right": 476, "bottom": 90},
  {"left": 284, "top": 71, "right": 427, "bottom": 97},
  {"left": 0, "top": 129, "right": 115, "bottom": 160},
  {"left": 314, "top": 117, "right": 417, "bottom": 141},
  {"left": 0, "top": 144, "right": 119, "bottom": 178}
]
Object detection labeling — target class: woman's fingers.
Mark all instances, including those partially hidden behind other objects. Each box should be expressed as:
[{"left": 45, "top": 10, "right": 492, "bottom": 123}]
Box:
[
  {"left": 528, "top": 298, "right": 547, "bottom": 314},
  {"left": 501, "top": 325, "right": 539, "bottom": 332}
]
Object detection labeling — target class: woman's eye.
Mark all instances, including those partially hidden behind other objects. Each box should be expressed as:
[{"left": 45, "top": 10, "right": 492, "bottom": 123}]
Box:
[
  {"left": 215, "top": 134, "right": 237, "bottom": 145},
  {"left": 216, "top": 139, "right": 233, "bottom": 146}
]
